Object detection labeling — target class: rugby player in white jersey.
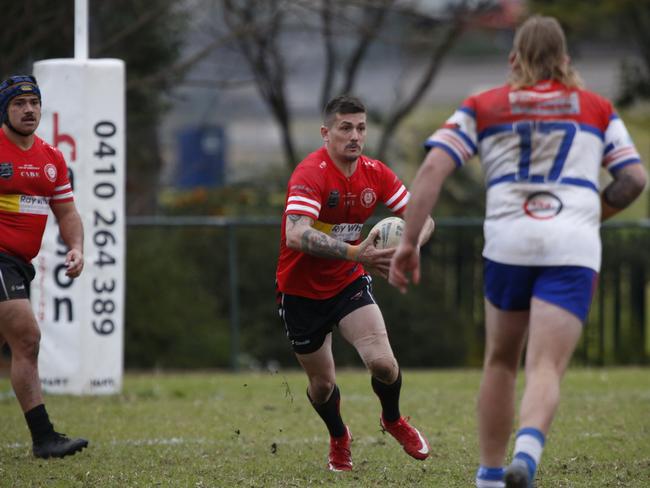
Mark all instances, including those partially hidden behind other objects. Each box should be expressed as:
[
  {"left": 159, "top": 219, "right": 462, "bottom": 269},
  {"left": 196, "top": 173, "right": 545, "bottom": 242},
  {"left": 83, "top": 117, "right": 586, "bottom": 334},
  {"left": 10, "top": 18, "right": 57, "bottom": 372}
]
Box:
[{"left": 388, "top": 16, "right": 647, "bottom": 488}]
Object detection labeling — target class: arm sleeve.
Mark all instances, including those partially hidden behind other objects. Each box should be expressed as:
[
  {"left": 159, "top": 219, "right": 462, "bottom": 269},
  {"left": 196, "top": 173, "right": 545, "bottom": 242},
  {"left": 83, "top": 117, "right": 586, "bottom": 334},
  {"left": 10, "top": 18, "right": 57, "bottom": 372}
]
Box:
[
  {"left": 424, "top": 97, "right": 478, "bottom": 167},
  {"left": 602, "top": 111, "right": 642, "bottom": 175},
  {"left": 284, "top": 166, "right": 322, "bottom": 220},
  {"left": 380, "top": 164, "right": 410, "bottom": 215},
  {"left": 49, "top": 148, "right": 74, "bottom": 206}
]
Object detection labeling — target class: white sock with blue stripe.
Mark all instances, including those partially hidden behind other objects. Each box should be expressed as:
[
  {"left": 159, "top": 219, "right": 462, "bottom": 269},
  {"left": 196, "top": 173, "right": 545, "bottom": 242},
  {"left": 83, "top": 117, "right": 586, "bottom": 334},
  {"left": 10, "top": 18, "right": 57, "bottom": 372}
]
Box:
[
  {"left": 475, "top": 465, "right": 505, "bottom": 488},
  {"left": 512, "top": 427, "right": 545, "bottom": 480}
]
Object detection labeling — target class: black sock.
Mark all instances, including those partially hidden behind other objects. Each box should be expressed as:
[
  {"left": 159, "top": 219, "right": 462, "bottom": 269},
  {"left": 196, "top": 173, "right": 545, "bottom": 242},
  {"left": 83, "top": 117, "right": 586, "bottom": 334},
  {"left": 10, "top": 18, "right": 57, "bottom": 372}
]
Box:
[
  {"left": 372, "top": 369, "right": 402, "bottom": 422},
  {"left": 308, "top": 384, "right": 346, "bottom": 438},
  {"left": 25, "top": 404, "right": 54, "bottom": 442}
]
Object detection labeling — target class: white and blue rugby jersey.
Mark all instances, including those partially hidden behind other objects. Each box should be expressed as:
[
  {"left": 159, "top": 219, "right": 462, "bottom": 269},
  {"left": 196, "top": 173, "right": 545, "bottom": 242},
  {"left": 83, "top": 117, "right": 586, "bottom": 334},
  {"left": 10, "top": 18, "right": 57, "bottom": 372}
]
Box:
[{"left": 425, "top": 80, "right": 642, "bottom": 271}]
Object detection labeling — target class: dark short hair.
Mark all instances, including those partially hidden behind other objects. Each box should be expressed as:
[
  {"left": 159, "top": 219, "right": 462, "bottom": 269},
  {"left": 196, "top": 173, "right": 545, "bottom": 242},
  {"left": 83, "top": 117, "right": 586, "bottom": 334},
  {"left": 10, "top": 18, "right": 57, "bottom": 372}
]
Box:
[{"left": 323, "top": 95, "right": 366, "bottom": 127}]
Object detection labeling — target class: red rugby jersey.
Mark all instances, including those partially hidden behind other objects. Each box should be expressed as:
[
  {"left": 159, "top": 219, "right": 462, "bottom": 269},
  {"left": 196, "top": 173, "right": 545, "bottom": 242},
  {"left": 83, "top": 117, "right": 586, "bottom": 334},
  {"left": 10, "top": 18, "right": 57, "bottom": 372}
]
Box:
[
  {"left": 276, "top": 146, "right": 410, "bottom": 299},
  {"left": 0, "top": 130, "right": 74, "bottom": 262}
]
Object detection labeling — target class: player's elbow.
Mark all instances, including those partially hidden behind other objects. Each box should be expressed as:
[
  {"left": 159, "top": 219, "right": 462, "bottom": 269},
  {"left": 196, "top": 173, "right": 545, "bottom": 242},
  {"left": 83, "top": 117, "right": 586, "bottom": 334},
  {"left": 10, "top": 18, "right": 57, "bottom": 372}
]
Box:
[
  {"left": 635, "top": 163, "right": 647, "bottom": 190},
  {"left": 285, "top": 229, "right": 303, "bottom": 251},
  {"left": 626, "top": 163, "right": 648, "bottom": 200},
  {"left": 604, "top": 163, "right": 648, "bottom": 213}
]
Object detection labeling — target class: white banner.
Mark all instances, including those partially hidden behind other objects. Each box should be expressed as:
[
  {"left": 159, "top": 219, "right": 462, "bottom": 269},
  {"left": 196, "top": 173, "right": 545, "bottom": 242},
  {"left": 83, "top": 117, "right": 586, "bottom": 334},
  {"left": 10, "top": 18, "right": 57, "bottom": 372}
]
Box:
[{"left": 31, "top": 59, "right": 125, "bottom": 394}]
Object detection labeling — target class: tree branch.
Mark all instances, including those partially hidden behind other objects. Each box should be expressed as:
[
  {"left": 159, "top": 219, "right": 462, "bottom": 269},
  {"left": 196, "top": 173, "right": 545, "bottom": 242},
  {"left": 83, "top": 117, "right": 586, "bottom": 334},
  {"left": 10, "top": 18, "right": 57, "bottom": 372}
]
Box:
[{"left": 376, "top": 0, "right": 494, "bottom": 160}]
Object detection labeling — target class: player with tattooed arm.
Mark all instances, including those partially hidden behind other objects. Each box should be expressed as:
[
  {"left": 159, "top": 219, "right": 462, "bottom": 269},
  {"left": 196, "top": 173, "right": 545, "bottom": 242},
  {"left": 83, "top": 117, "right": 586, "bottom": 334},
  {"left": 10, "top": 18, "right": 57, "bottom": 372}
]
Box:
[
  {"left": 389, "top": 17, "right": 647, "bottom": 488},
  {"left": 276, "top": 95, "right": 435, "bottom": 472}
]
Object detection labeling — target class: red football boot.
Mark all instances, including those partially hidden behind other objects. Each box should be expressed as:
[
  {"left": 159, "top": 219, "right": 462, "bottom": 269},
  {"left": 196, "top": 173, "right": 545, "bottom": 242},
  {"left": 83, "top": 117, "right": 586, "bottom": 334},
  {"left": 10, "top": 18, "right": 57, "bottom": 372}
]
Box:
[
  {"left": 380, "top": 415, "right": 430, "bottom": 460},
  {"left": 328, "top": 426, "right": 353, "bottom": 472}
]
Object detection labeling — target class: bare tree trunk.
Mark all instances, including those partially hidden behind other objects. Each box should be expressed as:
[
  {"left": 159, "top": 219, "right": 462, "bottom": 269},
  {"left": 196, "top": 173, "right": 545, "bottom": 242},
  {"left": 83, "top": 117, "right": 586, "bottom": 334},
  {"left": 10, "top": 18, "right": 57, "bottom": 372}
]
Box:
[
  {"left": 220, "top": 0, "right": 495, "bottom": 171},
  {"left": 376, "top": 20, "right": 465, "bottom": 161},
  {"left": 340, "top": 0, "right": 394, "bottom": 95},
  {"left": 319, "top": 0, "right": 337, "bottom": 111},
  {"left": 375, "top": 0, "right": 493, "bottom": 161},
  {"left": 223, "top": 0, "right": 299, "bottom": 168}
]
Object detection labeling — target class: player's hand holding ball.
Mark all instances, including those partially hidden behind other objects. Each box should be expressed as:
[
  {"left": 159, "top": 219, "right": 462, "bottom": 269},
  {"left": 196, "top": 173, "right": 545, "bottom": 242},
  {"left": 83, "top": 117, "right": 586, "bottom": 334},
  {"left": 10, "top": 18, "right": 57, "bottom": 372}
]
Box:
[
  {"left": 370, "top": 217, "right": 405, "bottom": 249},
  {"left": 352, "top": 217, "right": 405, "bottom": 279}
]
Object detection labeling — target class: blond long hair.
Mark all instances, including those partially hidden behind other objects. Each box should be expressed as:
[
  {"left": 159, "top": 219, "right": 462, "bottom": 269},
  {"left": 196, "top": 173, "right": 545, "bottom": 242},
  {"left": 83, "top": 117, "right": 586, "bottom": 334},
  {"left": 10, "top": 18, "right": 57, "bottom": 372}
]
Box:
[{"left": 509, "top": 16, "right": 583, "bottom": 89}]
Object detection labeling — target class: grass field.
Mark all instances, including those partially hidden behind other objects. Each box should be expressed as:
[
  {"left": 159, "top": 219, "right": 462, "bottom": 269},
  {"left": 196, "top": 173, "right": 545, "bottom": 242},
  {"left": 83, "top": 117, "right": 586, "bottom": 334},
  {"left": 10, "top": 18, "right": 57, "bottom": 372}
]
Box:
[{"left": 0, "top": 368, "right": 648, "bottom": 487}]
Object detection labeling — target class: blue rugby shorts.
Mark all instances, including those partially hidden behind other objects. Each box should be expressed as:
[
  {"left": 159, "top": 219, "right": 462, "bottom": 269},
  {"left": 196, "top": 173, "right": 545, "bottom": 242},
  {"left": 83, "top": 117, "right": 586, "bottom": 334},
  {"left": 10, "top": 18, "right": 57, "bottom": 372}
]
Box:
[{"left": 483, "top": 258, "right": 598, "bottom": 323}]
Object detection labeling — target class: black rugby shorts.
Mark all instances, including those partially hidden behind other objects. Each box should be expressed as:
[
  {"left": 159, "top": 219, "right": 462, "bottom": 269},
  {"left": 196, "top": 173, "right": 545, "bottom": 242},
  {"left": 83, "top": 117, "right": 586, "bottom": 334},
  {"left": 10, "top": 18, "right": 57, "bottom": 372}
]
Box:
[
  {"left": 277, "top": 275, "right": 377, "bottom": 354},
  {"left": 0, "top": 253, "right": 35, "bottom": 301}
]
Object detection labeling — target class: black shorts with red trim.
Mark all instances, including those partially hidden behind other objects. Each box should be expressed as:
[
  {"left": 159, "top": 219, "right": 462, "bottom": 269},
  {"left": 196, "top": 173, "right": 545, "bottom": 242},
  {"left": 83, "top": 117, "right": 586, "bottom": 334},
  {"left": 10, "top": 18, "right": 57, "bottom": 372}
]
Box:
[
  {"left": 0, "top": 252, "right": 35, "bottom": 301},
  {"left": 277, "top": 275, "right": 376, "bottom": 354}
]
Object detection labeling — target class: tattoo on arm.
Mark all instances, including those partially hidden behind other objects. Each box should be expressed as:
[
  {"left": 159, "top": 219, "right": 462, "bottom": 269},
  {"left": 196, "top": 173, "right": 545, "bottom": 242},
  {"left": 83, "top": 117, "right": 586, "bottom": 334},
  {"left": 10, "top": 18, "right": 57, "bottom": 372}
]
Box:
[
  {"left": 286, "top": 213, "right": 304, "bottom": 229},
  {"left": 286, "top": 213, "right": 350, "bottom": 259},
  {"left": 301, "top": 229, "right": 348, "bottom": 260},
  {"left": 603, "top": 171, "right": 645, "bottom": 209}
]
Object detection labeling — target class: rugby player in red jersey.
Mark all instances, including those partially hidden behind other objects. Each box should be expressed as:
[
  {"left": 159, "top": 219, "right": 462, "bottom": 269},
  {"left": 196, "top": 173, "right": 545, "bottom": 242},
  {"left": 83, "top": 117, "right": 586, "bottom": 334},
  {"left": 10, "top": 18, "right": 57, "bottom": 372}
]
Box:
[
  {"left": 0, "top": 75, "right": 88, "bottom": 458},
  {"left": 276, "top": 95, "right": 435, "bottom": 472}
]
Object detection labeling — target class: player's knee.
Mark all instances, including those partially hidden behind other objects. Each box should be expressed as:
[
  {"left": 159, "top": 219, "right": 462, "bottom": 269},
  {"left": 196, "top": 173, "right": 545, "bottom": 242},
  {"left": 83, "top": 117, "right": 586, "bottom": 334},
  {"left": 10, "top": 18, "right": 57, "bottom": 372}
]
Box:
[
  {"left": 484, "top": 347, "right": 520, "bottom": 372},
  {"left": 308, "top": 378, "right": 336, "bottom": 404},
  {"left": 368, "top": 357, "right": 397, "bottom": 383},
  {"left": 526, "top": 357, "right": 564, "bottom": 380},
  {"left": 12, "top": 330, "right": 41, "bottom": 361}
]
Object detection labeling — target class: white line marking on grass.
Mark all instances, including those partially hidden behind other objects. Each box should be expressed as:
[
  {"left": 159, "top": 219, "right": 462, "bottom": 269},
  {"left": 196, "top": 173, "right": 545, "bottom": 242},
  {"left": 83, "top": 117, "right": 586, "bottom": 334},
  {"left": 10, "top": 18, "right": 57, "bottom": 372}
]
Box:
[
  {"left": 2, "top": 434, "right": 387, "bottom": 450},
  {"left": 3, "top": 443, "right": 25, "bottom": 449},
  {"left": 111, "top": 437, "right": 213, "bottom": 446}
]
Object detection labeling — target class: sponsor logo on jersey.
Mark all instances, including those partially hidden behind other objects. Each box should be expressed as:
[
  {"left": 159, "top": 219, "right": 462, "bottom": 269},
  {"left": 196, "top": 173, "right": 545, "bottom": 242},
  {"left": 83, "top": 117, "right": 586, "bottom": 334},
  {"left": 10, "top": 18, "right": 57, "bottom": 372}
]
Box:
[
  {"left": 290, "top": 184, "right": 317, "bottom": 196},
  {"left": 0, "top": 195, "right": 51, "bottom": 215},
  {"left": 319, "top": 161, "right": 327, "bottom": 169},
  {"left": 17, "top": 163, "right": 41, "bottom": 179},
  {"left": 327, "top": 190, "right": 340, "bottom": 208},
  {"left": 0, "top": 162, "right": 13, "bottom": 179},
  {"left": 523, "top": 191, "right": 563, "bottom": 220},
  {"left": 360, "top": 188, "right": 377, "bottom": 208},
  {"left": 343, "top": 192, "right": 357, "bottom": 207},
  {"left": 44, "top": 163, "right": 57, "bottom": 182},
  {"left": 509, "top": 90, "right": 579, "bottom": 115},
  {"left": 313, "top": 220, "right": 363, "bottom": 242},
  {"left": 330, "top": 222, "right": 363, "bottom": 241},
  {"left": 20, "top": 194, "right": 49, "bottom": 211}
]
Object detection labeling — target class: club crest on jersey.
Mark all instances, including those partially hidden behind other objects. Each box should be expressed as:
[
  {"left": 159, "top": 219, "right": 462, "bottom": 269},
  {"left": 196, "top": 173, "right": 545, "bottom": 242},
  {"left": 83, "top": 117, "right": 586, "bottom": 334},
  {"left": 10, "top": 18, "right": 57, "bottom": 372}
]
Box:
[
  {"left": 44, "top": 163, "right": 57, "bottom": 182},
  {"left": 523, "top": 191, "right": 563, "bottom": 220},
  {"left": 0, "top": 162, "right": 12, "bottom": 179},
  {"left": 360, "top": 188, "right": 377, "bottom": 208},
  {"left": 327, "top": 190, "right": 340, "bottom": 208}
]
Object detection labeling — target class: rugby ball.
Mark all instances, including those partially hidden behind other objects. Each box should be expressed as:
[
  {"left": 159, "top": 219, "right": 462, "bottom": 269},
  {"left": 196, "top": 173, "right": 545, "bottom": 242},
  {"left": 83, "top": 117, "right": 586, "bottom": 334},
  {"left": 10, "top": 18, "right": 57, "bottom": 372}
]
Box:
[{"left": 370, "top": 216, "right": 405, "bottom": 249}]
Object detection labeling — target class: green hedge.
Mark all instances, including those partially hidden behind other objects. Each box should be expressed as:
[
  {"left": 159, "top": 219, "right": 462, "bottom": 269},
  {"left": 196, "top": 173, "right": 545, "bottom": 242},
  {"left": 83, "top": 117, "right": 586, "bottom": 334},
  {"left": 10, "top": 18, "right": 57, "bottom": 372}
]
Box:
[{"left": 125, "top": 221, "right": 650, "bottom": 370}]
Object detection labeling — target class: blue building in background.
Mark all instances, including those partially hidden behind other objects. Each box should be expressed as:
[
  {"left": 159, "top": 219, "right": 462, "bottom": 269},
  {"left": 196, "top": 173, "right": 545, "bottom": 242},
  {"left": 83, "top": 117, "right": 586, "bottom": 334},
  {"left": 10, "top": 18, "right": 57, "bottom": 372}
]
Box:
[{"left": 175, "top": 126, "right": 226, "bottom": 188}]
